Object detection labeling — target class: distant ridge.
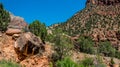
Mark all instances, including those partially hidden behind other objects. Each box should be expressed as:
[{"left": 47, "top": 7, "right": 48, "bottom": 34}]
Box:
[{"left": 52, "top": 0, "right": 120, "bottom": 46}]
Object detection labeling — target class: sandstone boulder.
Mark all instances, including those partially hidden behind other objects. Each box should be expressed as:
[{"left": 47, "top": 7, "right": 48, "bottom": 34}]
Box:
[
  {"left": 6, "top": 28, "right": 22, "bottom": 35},
  {"left": 14, "top": 32, "right": 45, "bottom": 61}
]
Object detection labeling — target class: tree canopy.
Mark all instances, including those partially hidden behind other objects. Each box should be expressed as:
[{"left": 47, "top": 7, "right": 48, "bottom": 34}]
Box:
[
  {"left": 0, "top": 3, "right": 10, "bottom": 32},
  {"left": 29, "top": 20, "right": 47, "bottom": 43}
]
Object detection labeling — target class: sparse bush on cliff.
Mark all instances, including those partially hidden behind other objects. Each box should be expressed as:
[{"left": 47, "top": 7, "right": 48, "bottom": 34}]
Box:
[
  {"left": 77, "top": 36, "right": 95, "bottom": 54},
  {"left": 0, "top": 3, "right": 10, "bottom": 32},
  {"left": 98, "top": 41, "right": 116, "bottom": 57},
  {"left": 29, "top": 20, "right": 47, "bottom": 43},
  {"left": 115, "top": 51, "right": 120, "bottom": 59},
  {"left": 51, "top": 34, "right": 73, "bottom": 62}
]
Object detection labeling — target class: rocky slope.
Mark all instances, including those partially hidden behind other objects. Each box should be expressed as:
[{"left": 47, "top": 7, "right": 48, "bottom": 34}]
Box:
[
  {"left": 0, "top": 14, "right": 51, "bottom": 67},
  {"left": 54, "top": 0, "right": 120, "bottom": 47},
  {"left": 0, "top": 34, "right": 51, "bottom": 67}
]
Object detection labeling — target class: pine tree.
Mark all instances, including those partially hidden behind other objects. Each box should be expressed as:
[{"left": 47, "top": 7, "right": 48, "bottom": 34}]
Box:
[{"left": 0, "top": 3, "right": 10, "bottom": 32}]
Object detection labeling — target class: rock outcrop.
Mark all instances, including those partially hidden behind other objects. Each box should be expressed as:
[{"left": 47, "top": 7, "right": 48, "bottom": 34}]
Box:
[
  {"left": 91, "top": 29, "right": 119, "bottom": 47},
  {"left": 8, "top": 14, "right": 28, "bottom": 29},
  {"left": 14, "top": 32, "right": 45, "bottom": 61},
  {"left": 6, "top": 28, "right": 22, "bottom": 35},
  {"left": 6, "top": 14, "right": 28, "bottom": 36}
]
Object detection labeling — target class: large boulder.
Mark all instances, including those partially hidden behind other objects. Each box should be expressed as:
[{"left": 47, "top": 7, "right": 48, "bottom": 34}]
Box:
[{"left": 14, "top": 32, "right": 45, "bottom": 61}]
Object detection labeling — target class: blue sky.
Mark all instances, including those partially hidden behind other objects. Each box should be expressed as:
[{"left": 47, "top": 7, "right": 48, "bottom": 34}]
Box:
[{"left": 0, "top": 0, "right": 86, "bottom": 26}]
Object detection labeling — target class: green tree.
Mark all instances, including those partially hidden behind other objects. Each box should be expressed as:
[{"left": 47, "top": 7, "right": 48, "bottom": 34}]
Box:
[
  {"left": 0, "top": 3, "right": 10, "bottom": 32},
  {"left": 51, "top": 28, "right": 73, "bottom": 62},
  {"left": 29, "top": 20, "right": 47, "bottom": 43}
]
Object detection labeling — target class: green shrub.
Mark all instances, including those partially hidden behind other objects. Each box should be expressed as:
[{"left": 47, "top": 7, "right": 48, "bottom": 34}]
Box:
[
  {"left": 56, "top": 57, "right": 79, "bottom": 67},
  {"left": 115, "top": 51, "right": 120, "bottom": 59},
  {"left": 0, "top": 3, "right": 10, "bottom": 32},
  {"left": 0, "top": 59, "right": 21, "bottom": 67},
  {"left": 77, "top": 36, "right": 95, "bottom": 54},
  {"left": 97, "top": 41, "right": 120, "bottom": 59},
  {"left": 47, "top": 28, "right": 63, "bottom": 43},
  {"left": 80, "top": 57, "right": 94, "bottom": 67},
  {"left": 29, "top": 20, "right": 47, "bottom": 43},
  {"left": 98, "top": 41, "right": 116, "bottom": 57},
  {"left": 46, "top": 34, "right": 54, "bottom": 42},
  {"left": 56, "top": 57, "right": 95, "bottom": 67}
]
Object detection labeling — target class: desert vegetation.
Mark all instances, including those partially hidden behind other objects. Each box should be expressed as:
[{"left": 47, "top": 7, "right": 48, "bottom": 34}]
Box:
[
  {"left": 0, "top": 0, "right": 120, "bottom": 67},
  {"left": 0, "top": 59, "right": 21, "bottom": 67},
  {"left": 29, "top": 20, "right": 47, "bottom": 43}
]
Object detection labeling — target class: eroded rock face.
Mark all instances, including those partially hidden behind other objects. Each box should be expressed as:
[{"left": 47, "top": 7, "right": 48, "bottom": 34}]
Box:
[
  {"left": 6, "top": 14, "right": 28, "bottom": 36},
  {"left": 8, "top": 14, "right": 28, "bottom": 30},
  {"left": 14, "top": 32, "right": 45, "bottom": 61},
  {"left": 91, "top": 29, "right": 120, "bottom": 48}
]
